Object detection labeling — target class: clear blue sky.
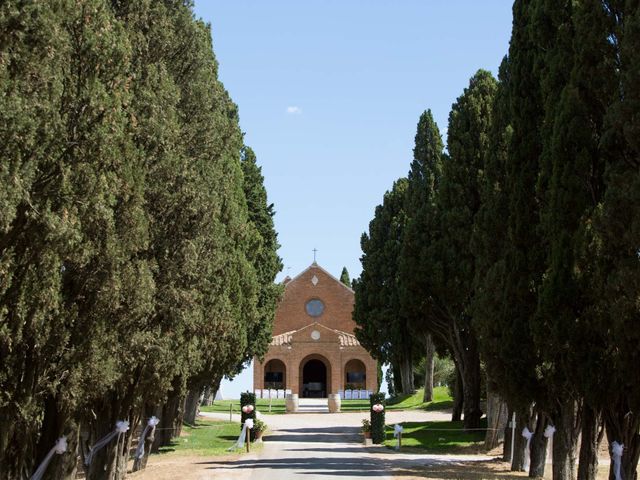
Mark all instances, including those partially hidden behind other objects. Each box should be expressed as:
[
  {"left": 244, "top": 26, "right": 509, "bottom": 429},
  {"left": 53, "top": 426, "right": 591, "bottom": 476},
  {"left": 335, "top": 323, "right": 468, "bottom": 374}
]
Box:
[{"left": 192, "top": 1, "right": 514, "bottom": 397}]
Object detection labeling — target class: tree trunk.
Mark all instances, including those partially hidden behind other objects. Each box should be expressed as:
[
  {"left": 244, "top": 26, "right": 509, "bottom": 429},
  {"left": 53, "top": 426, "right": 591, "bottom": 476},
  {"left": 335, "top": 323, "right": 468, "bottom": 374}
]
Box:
[
  {"left": 0, "top": 404, "right": 40, "bottom": 480},
  {"left": 458, "top": 336, "right": 483, "bottom": 430},
  {"left": 529, "top": 410, "right": 549, "bottom": 478},
  {"left": 183, "top": 386, "right": 202, "bottom": 426},
  {"left": 577, "top": 404, "right": 602, "bottom": 480},
  {"left": 399, "top": 351, "right": 414, "bottom": 394},
  {"left": 484, "top": 387, "right": 508, "bottom": 450},
  {"left": 202, "top": 385, "right": 213, "bottom": 406},
  {"left": 83, "top": 388, "right": 140, "bottom": 480},
  {"left": 132, "top": 405, "right": 158, "bottom": 472},
  {"left": 552, "top": 400, "right": 580, "bottom": 480},
  {"left": 512, "top": 406, "right": 534, "bottom": 472},
  {"left": 36, "top": 399, "right": 79, "bottom": 480},
  {"left": 210, "top": 376, "right": 223, "bottom": 406},
  {"left": 452, "top": 365, "right": 463, "bottom": 422},
  {"left": 605, "top": 406, "right": 640, "bottom": 480},
  {"left": 152, "top": 390, "right": 182, "bottom": 451},
  {"left": 423, "top": 334, "right": 435, "bottom": 402},
  {"left": 392, "top": 363, "right": 402, "bottom": 396},
  {"left": 504, "top": 407, "right": 514, "bottom": 462}
]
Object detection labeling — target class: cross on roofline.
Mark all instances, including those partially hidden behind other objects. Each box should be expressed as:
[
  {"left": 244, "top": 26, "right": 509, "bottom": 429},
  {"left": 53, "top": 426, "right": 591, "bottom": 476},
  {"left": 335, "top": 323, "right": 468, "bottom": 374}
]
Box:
[{"left": 313, "top": 248, "right": 318, "bottom": 263}]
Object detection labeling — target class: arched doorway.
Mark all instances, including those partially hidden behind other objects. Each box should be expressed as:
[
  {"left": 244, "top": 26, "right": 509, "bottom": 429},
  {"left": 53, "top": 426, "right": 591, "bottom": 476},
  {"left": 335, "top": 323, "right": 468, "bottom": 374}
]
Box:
[
  {"left": 264, "top": 359, "right": 286, "bottom": 390},
  {"left": 299, "top": 354, "right": 331, "bottom": 398},
  {"left": 344, "top": 359, "right": 366, "bottom": 390}
]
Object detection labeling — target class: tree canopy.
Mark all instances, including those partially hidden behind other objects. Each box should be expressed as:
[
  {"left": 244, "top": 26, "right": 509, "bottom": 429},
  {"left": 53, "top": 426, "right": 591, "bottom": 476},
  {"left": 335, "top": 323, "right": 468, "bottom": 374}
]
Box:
[{"left": 0, "top": 2, "right": 281, "bottom": 478}]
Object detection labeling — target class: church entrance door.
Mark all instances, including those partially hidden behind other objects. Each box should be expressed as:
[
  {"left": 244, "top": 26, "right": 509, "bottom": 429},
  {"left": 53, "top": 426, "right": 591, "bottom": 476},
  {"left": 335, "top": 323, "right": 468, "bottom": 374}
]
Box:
[{"left": 301, "top": 358, "right": 328, "bottom": 398}]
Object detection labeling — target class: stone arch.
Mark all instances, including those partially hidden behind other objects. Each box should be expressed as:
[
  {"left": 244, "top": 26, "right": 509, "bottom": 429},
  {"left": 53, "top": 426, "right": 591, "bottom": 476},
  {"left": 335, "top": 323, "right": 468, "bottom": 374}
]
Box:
[
  {"left": 344, "top": 358, "right": 367, "bottom": 390},
  {"left": 299, "top": 353, "right": 332, "bottom": 398},
  {"left": 264, "top": 358, "right": 286, "bottom": 390}
]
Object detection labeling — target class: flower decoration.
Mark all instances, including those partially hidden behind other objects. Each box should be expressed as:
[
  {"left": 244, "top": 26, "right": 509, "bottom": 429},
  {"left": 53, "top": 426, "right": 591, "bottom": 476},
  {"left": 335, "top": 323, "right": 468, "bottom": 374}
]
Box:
[
  {"left": 372, "top": 403, "right": 384, "bottom": 412},
  {"left": 242, "top": 404, "right": 255, "bottom": 414}
]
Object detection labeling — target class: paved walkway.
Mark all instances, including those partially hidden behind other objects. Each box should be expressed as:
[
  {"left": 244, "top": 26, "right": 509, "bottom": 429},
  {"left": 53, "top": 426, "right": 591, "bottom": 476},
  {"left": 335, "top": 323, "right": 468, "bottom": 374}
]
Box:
[{"left": 196, "top": 409, "right": 495, "bottom": 479}]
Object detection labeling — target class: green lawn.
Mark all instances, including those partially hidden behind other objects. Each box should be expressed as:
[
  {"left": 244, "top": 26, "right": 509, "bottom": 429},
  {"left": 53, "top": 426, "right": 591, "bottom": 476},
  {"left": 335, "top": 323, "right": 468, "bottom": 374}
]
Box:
[
  {"left": 386, "top": 386, "right": 453, "bottom": 411},
  {"left": 158, "top": 418, "right": 253, "bottom": 456},
  {"left": 201, "top": 398, "right": 286, "bottom": 415},
  {"left": 200, "top": 386, "right": 453, "bottom": 415},
  {"left": 383, "top": 418, "right": 487, "bottom": 453}
]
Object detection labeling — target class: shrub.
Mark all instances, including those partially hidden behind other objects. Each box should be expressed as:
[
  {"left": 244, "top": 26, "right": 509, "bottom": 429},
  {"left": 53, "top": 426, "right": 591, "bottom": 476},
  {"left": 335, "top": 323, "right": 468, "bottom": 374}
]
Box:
[
  {"left": 240, "top": 392, "right": 257, "bottom": 435},
  {"left": 253, "top": 419, "right": 267, "bottom": 434},
  {"left": 361, "top": 419, "right": 371, "bottom": 433},
  {"left": 370, "top": 392, "right": 386, "bottom": 444}
]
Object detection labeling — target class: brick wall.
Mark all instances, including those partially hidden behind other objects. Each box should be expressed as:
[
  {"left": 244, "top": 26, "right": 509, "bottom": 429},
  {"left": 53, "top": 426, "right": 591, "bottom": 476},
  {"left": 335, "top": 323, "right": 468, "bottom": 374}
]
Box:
[
  {"left": 272, "top": 263, "right": 356, "bottom": 335},
  {"left": 253, "top": 263, "right": 378, "bottom": 396}
]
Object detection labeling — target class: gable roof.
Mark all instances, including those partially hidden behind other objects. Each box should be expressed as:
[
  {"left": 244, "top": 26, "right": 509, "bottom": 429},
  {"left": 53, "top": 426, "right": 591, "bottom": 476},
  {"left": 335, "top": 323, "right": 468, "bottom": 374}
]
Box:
[
  {"left": 284, "top": 262, "right": 354, "bottom": 293},
  {"left": 270, "top": 321, "right": 361, "bottom": 347}
]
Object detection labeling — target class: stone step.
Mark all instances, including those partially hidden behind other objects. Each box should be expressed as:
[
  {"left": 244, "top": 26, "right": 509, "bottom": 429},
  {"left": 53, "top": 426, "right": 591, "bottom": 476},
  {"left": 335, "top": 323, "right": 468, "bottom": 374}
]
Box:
[{"left": 295, "top": 398, "right": 329, "bottom": 413}]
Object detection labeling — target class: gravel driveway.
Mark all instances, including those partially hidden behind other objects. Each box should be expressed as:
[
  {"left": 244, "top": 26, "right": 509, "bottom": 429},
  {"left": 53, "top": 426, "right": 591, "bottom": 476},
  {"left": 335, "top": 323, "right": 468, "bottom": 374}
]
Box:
[{"left": 193, "top": 407, "right": 494, "bottom": 480}]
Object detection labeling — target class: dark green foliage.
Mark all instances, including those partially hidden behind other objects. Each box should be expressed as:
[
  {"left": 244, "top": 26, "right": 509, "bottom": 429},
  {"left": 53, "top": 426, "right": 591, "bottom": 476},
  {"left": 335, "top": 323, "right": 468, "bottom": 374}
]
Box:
[
  {"left": 385, "top": 368, "right": 395, "bottom": 397},
  {"left": 353, "top": 179, "right": 416, "bottom": 394},
  {"left": 398, "top": 110, "right": 443, "bottom": 333},
  {"left": 471, "top": 56, "right": 539, "bottom": 411},
  {"left": 240, "top": 392, "right": 257, "bottom": 428},
  {"left": 369, "top": 393, "right": 386, "bottom": 444},
  {"left": 0, "top": 1, "right": 280, "bottom": 478},
  {"left": 339, "top": 267, "right": 351, "bottom": 287},
  {"left": 590, "top": 1, "right": 640, "bottom": 477},
  {"left": 240, "top": 147, "right": 284, "bottom": 364},
  {"left": 430, "top": 70, "right": 497, "bottom": 429}
]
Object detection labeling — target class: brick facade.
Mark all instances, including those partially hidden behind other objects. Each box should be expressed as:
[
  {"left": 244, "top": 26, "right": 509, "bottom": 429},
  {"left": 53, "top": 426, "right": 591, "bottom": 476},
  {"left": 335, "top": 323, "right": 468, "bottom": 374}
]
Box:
[{"left": 253, "top": 263, "right": 378, "bottom": 396}]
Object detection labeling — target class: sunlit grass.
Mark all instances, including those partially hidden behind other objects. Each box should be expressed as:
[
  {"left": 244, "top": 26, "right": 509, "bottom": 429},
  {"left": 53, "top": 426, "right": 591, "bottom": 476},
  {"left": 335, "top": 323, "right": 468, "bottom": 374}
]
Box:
[
  {"left": 200, "top": 386, "right": 453, "bottom": 416},
  {"left": 383, "top": 418, "right": 486, "bottom": 452},
  {"left": 387, "top": 386, "right": 453, "bottom": 411},
  {"left": 158, "top": 418, "right": 254, "bottom": 456}
]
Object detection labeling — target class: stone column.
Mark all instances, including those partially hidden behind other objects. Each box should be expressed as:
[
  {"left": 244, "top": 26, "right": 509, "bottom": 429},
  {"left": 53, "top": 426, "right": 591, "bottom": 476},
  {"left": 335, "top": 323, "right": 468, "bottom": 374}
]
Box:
[
  {"left": 366, "top": 356, "right": 378, "bottom": 393},
  {"left": 290, "top": 355, "right": 300, "bottom": 395},
  {"left": 253, "top": 357, "right": 263, "bottom": 391}
]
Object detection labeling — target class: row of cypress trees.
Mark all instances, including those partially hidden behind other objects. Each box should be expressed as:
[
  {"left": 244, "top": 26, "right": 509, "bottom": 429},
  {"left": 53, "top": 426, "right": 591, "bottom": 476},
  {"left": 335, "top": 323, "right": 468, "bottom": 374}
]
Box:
[
  {"left": 0, "top": 1, "right": 282, "bottom": 479},
  {"left": 354, "top": 1, "right": 640, "bottom": 479}
]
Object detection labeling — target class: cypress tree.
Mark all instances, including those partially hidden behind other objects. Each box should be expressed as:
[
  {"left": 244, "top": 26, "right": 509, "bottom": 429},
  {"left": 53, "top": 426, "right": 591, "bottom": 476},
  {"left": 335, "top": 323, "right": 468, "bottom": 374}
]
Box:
[
  {"left": 0, "top": 2, "right": 281, "bottom": 478},
  {"left": 397, "top": 110, "right": 443, "bottom": 405},
  {"left": 534, "top": 2, "right": 620, "bottom": 479},
  {"left": 492, "top": 0, "right": 556, "bottom": 471},
  {"left": 471, "top": 56, "right": 548, "bottom": 473},
  {"left": 592, "top": 1, "right": 640, "bottom": 478},
  {"left": 0, "top": 2, "right": 71, "bottom": 475},
  {"left": 434, "top": 70, "right": 497, "bottom": 429},
  {"left": 353, "top": 178, "right": 417, "bottom": 394},
  {"left": 339, "top": 267, "right": 351, "bottom": 287}
]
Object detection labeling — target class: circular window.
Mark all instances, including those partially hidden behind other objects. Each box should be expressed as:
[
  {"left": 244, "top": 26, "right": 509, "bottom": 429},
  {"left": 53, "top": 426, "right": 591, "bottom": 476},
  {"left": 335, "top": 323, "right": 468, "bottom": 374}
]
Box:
[
  {"left": 305, "top": 299, "right": 325, "bottom": 317},
  {"left": 311, "top": 330, "right": 321, "bottom": 340}
]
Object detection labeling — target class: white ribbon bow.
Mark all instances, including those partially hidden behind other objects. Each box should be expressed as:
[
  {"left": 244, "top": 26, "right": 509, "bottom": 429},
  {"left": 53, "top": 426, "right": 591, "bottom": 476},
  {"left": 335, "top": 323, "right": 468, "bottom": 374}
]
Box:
[
  {"left": 30, "top": 437, "right": 67, "bottom": 480},
  {"left": 85, "top": 420, "right": 129, "bottom": 466},
  {"left": 135, "top": 416, "right": 160, "bottom": 460},
  {"left": 228, "top": 418, "right": 255, "bottom": 451},
  {"left": 522, "top": 427, "right": 533, "bottom": 471},
  {"left": 611, "top": 441, "right": 624, "bottom": 480},
  {"left": 543, "top": 425, "right": 556, "bottom": 438}
]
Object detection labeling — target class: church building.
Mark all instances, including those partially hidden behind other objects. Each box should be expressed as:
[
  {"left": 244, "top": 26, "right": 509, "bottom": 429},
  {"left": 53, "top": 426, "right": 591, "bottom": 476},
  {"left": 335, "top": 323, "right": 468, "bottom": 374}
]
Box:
[{"left": 253, "top": 262, "right": 378, "bottom": 398}]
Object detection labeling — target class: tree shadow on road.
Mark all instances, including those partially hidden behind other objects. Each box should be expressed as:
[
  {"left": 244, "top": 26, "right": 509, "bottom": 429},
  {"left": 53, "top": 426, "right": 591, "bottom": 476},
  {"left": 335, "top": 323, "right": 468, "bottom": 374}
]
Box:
[
  {"left": 199, "top": 456, "right": 419, "bottom": 477},
  {"left": 265, "top": 426, "right": 362, "bottom": 444}
]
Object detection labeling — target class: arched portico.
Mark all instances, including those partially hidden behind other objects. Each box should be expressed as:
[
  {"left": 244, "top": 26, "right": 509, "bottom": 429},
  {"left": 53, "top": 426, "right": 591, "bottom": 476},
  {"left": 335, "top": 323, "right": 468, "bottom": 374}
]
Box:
[
  {"left": 344, "top": 358, "right": 367, "bottom": 390},
  {"left": 264, "top": 358, "right": 286, "bottom": 390},
  {"left": 299, "top": 354, "right": 332, "bottom": 398}
]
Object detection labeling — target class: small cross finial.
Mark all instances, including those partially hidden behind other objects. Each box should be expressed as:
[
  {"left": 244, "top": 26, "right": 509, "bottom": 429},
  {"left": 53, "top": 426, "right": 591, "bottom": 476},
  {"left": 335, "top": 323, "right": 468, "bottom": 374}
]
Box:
[{"left": 312, "top": 248, "right": 318, "bottom": 263}]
